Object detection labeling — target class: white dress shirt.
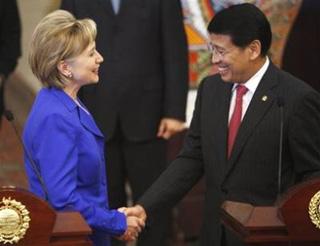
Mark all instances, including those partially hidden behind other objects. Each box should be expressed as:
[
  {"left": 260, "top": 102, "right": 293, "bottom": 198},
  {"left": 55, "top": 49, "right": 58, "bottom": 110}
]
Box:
[
  {"left": 228, "top": 57, "right": 270, "bottom": 123},
  {"left": 111, "top": 0, "right": 121, "bottom": 14}
]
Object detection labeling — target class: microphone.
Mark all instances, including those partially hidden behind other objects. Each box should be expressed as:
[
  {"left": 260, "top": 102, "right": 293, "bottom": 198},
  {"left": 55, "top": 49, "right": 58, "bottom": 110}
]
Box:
[
  {"left": 4, "top": 110, "right": 49, "bottom": 201},
  {"left": 276, "top": 97, "right": 284, "bottom": 200}
]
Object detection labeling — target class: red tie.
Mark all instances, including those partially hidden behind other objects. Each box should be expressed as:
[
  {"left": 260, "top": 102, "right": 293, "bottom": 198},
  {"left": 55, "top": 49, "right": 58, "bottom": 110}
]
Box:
[{"left": 228, "top": 85, "right": 248, "bottom": 159}]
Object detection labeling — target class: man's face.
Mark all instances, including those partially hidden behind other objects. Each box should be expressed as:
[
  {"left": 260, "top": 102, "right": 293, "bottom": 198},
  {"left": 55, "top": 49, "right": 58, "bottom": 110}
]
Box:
[{"left": 209, "top": 33, "right": 253, "bottom": 84}]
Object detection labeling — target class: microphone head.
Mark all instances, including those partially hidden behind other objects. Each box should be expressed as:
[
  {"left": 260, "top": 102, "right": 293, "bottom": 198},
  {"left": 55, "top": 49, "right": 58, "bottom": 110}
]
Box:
[
  {"left": 4, "top": 110, "right": 14, "bottom": 121},
  {"left": 277, "top": 97, "right": 285, "bottom": 107}
]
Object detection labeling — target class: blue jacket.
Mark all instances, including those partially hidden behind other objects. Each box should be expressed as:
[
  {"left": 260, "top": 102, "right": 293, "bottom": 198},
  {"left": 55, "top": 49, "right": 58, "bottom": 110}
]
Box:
[{"left": 23, "top": 87, "right": 126, "bottom": 245}]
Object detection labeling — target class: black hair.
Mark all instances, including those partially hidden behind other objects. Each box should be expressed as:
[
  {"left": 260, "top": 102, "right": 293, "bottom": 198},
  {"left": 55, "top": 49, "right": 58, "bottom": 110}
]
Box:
[{"left": 207, "top": 3, "right": 272, "bottom": 56}]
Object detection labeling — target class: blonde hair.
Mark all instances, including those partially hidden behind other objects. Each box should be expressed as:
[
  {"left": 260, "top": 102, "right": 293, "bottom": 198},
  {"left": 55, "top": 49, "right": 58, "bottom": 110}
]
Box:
[{"left": 29, "top": 10, "right": 97, "bottom": 88}]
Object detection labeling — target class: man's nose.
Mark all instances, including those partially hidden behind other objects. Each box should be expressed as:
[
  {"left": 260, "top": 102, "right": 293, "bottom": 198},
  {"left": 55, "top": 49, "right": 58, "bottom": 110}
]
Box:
[{"left": 211, "top": 53, "right": 222, "bottom": 64}]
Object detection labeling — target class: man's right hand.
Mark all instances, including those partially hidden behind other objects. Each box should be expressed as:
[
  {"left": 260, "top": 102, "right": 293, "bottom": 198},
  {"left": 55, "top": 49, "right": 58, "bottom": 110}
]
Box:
[{"left": 117, "top": 205, "right": 147, "bottom": 241}]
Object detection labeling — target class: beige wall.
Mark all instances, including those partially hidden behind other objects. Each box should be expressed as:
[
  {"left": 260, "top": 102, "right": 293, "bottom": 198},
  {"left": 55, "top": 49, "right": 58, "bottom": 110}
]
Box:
[
  {"left": 6, "top": 0, "right": 61, "bottom": 125},
  {"left": 17, "top": 0, "right": 60, "bottom": 91}
]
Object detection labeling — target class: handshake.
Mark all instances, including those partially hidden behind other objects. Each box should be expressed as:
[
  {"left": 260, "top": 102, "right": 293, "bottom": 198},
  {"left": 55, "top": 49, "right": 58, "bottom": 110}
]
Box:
[{"left": 117, "top": 205, "right": 147, "bottom": 242}]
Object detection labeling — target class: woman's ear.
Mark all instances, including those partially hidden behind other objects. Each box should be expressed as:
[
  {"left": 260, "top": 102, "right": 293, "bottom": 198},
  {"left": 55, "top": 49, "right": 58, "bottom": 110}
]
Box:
[
  {"left": 57, "top": 60, "right": 72, "bottom": 78},
  {"left": 248, "top": 40, "right": 262, "bottom": 60}
]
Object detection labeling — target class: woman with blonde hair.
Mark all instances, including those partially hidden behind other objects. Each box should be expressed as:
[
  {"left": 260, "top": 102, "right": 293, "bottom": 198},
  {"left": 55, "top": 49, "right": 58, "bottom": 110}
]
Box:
[{"left": 23, "top": 10, "right": 144, "bottom": 245}]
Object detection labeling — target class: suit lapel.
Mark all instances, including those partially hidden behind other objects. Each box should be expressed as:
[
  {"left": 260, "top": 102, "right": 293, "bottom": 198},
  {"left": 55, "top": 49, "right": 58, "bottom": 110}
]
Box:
[
  {"left": 225, "top": 64, "right": 279, "bottom": 176},
  {"left": 215, "top": 83, "right": 232, "bottom": 167},
  {"left": 78, "top": 106, "right": 104, "bottom": 139},
  {"left": 204, "top": 79, "right": 232, "bottom": 184},
  {"left": 51, "top": 88, "right": 104, "bottom": 138},
  {"left": 98, "top": 0, "right": 116, "bottom": 16}
]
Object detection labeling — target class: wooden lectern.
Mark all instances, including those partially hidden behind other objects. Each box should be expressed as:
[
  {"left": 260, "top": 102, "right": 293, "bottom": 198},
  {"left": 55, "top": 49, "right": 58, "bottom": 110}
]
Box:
[
  {"left": 0, "top": 186, "right": 92, "bottom": 245},
  {"left": 221, "top": 179, "right": 320, "bottom": 246}
]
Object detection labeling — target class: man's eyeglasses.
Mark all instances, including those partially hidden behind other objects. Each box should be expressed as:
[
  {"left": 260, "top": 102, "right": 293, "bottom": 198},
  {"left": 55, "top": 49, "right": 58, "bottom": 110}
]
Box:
[{"left": 207, "top": 43, "right": 229, "bottom": 59}]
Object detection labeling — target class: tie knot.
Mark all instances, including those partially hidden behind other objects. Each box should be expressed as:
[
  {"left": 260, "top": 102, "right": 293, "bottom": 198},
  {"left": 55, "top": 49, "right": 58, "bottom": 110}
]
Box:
[{"left": 236, "top": 85, "right": 248, "bottom": 97}]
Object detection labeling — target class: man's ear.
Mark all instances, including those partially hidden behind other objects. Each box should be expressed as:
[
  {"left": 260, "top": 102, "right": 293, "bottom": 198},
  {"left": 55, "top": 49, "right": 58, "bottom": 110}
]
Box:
[
  {"left": 57, "top": 60, "right": 72, "bottom": 78},
  {"left": 248, "top": 40, "right": 262, "bottom": 60}
]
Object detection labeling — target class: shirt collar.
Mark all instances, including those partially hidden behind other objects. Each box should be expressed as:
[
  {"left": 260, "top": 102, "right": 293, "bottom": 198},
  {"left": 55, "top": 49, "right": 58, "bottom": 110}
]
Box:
[
  {"left": 232, "top": 56, "right": 270, "bottom": 93},
  {"left": 51, "top": 87, "right": 77, "bottom": 111}
]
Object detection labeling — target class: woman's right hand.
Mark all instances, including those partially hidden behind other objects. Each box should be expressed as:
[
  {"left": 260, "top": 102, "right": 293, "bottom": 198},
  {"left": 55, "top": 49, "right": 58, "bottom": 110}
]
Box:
[{"left": 117, "top": 209, "right": 145, "bottom": 241}]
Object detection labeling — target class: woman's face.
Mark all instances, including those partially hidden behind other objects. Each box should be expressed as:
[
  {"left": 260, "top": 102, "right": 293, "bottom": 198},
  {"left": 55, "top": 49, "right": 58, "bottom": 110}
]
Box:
[{"left": 67, "top": 41, "right": 103, "bottom": 86}]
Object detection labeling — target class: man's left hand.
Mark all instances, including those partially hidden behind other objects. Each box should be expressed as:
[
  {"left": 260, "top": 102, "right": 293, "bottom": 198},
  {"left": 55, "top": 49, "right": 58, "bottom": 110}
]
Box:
[{"left": 157, "top": 118, "right": 186, "bottom": 140}]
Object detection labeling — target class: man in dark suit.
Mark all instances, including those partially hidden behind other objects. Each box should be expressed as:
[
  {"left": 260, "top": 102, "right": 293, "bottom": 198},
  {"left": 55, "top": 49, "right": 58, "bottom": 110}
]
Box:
[
  {"left": 60, "top": 0, "right": 188, "bottom": 245},
  {"left": 0, "top": 0, "right": 21, "bottom": 121},
  {"left": 282, "top": 0, "right": 320, "bottom": 92},
  {"left": 124, "top": 3, "right": 320, "bottom": 246}
]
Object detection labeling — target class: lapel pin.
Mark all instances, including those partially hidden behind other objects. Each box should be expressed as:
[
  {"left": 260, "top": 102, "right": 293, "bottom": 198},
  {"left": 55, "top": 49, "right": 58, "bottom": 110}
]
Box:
[{"left": 262, "top": 95, "right": 268, "bottom": 101}]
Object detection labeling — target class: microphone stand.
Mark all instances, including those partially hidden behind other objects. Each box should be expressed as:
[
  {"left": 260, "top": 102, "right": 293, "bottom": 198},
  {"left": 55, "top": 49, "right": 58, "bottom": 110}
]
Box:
[
  {"left": 4, "top": 110, "right": 49, "bottom": 201},
  {"left": 277, "top": 97, "right": 284, "bottom": 200}
]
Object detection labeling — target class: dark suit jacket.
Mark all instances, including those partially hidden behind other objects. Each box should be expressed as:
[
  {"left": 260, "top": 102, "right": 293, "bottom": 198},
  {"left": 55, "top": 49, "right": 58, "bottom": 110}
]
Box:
[
  {"left": 0, "top": 0, "right": 21, "bottom": 116},
  {"left": 139, "top": 63, "right": 320, "bottom": 246},
  {"left": 282, "top": 0, "right": 320, "bottom": 92},
  {"left": 60, "top": 0, "right": 188, "bottom": 141}
]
